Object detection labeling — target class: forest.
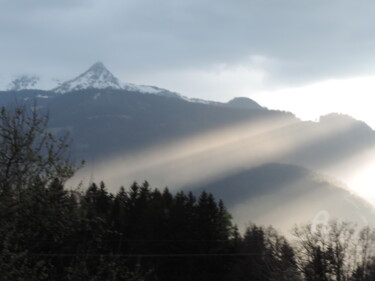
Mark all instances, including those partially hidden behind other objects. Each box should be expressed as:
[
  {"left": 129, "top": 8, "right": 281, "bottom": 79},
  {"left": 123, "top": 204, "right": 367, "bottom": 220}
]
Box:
[{"left": 1, "top": 106, "right": 375, "bottom": 281}]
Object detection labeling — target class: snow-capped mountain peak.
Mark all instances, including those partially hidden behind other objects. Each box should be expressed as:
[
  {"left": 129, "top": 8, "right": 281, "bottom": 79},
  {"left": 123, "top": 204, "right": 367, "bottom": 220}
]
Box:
[
  {"left": 53, "top": 62, "right": 123, "bottom": 93},
  {"left": 52, "top": 62, "right": 190, "bottom": 99},
  {"left": 0, "top": 62, "right": 218, "bottom": 105}
]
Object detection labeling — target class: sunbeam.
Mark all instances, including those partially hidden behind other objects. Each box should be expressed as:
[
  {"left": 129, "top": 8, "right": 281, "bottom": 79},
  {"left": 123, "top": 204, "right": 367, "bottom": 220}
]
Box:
[{"left": 69, "top": 112, "right": 371, "bottom": 208}]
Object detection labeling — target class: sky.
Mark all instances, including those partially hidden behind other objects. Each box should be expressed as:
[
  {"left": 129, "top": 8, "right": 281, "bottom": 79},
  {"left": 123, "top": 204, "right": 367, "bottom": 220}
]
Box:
[{"left": 2, "top": 0, "right": 375, "bottom": 126}]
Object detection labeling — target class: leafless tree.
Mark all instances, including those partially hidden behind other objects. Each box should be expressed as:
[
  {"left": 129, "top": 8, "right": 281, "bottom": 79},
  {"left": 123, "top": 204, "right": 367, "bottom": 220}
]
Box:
[
  {"left": 0, "top": 104, "right": 77, "bottom": 196},
  {"left": 292, "top": 221, "right": 356, "bottom": 281}
]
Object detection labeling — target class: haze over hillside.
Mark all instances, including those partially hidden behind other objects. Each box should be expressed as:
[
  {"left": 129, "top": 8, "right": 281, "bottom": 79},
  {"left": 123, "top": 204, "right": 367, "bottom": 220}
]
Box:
[{"left": 1, "top": 62, "right": 375, "bottom": 232}]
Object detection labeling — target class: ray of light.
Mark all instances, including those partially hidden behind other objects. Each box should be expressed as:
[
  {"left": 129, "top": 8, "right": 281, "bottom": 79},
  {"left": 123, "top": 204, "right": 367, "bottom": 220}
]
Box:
[{"left": 69, "top": 113, "right": 363, "bottom": 194}]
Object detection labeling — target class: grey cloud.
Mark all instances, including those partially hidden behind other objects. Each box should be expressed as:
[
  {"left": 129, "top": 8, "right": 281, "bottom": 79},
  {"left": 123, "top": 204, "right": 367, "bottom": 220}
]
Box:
[{"left": 1, "top": 0, "right": 375, "bottom": 88}]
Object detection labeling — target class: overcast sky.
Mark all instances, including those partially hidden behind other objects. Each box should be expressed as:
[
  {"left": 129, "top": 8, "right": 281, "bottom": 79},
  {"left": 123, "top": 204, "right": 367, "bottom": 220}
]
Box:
[{"left": 2, "top": 0, "right": 375, "bottom": 125}]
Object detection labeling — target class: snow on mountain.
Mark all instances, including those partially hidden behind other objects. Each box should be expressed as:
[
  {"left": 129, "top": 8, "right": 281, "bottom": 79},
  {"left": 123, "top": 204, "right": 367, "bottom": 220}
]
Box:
[
  {"left": 122, "top": 83, "right": 183, "bottom": 99},
  {"left": 52, "top": 62, "right": 181, "bottom": 98},
  {"left": 52, "top": 62, "right": 212, "bottom": 103},
  {"left": 53, "top": 62, "right": 123, "bottom": 93},
  {"left": 0, "top": 62, "right": 219, "bottom": 105}
]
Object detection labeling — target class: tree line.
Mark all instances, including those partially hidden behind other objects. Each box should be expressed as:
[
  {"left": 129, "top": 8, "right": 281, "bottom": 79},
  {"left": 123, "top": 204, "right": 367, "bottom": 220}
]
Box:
[{"left": 1, "top": 105, "right": 375, "bottom": 280}]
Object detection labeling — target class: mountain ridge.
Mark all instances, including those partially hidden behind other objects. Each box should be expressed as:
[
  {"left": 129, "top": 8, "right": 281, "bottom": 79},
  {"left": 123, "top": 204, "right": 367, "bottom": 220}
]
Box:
[
  {"left": 1, "top": 62, "right": 228, "bottom": 106},
  {"left": 1, "top": 62, "right": 269, "bottom": 109},
  {"left": 0, "top": 78, "right": 374, "bottom": 230}
]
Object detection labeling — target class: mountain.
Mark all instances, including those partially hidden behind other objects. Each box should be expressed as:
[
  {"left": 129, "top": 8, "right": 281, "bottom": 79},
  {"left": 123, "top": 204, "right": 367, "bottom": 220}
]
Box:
[
  {"left": 0, "top": 80, "right": 372, "bottom": 194},
  {"left": 1, "top": 63, "right": 375, "bottom": 231},
  {"left": 187, "top": 163, "right": 375, "bottom": 232},
  {"left": 53, "top": 62, "right": 123, "bottom": 93},
  {"left": 1, "top": 62, "right": 226, "bottom": 106},
  {"left": 0, "top": 62, "right": 223, "bottom": 105},
  {"left": 52, "top": 62, "right": 186, "bottom": 101},
  {"left": 47, "top": 86, "right": 375, "bottom": 218},
  {"left": 44, "top": 88, "right": 283, "bottom": 161},
  {"left": 0, "top": 62, "right": 185, "bottom": 100}
]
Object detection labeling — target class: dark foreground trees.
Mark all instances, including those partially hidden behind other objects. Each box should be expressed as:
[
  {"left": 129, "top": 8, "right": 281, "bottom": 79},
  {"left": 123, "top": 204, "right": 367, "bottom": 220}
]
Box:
[
  {"left": 0, "top": 179, "right": 232, "bottom": 280},
  {"left": 233, "top": 224, "right": 300, "bottom": 281},
  {"left": 5, "top": 174, "right": 375, "bottom": 281},
  {"left": 0, "top": 177, "right": 300, "bottom": 281},
  {"left": 2, "top": 105, "right": 375, "bottom": 280}
]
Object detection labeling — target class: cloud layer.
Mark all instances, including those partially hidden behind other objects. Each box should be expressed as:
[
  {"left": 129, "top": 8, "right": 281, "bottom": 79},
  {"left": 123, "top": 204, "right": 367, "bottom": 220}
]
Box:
[{"left": 2, "top": 0, "right": 375, "bottom": 97}]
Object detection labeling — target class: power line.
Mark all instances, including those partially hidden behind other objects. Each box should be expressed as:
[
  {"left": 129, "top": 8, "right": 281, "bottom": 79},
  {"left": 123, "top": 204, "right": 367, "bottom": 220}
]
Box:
[{"left": 31, "top": 252, "right": 265, "bottom": 258}]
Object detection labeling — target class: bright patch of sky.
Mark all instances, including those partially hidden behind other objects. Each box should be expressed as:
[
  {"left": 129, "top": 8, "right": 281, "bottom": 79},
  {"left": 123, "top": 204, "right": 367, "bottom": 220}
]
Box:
[{"left": 253, "top": 76, "right": 375, "bottom": 129}]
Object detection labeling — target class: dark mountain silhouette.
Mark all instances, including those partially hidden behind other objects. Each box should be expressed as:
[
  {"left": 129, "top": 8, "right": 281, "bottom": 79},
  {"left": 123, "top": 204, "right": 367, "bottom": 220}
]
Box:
[{"left": 1, "top": 63, "right": 375, "bottom": 229}]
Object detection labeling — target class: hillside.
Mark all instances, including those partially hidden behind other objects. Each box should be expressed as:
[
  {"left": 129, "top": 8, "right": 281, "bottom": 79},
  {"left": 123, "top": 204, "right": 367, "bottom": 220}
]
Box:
[
  {"left": 1, "top": 63, "right": 375, "bottom": 230},
  {"left": 188, "top": 163, "right": 375, "bottom": 232}
]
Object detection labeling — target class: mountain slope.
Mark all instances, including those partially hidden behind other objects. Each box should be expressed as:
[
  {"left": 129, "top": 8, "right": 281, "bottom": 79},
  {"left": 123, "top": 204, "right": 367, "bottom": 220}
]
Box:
[
  {"left": 44, "top": 88, "right": 286, "bottom": 160},
  {"left": 39, "top": 87, "right": 375, "bottom": 230},
  {"left": 1, "top": 64, "right": 375, "bottom": 231},
  {"left": 1, "top": 84, "right": 373, "bottom": 197},
  {"left": 188, "top": 163, "right": 375, "bottom": 232}
]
